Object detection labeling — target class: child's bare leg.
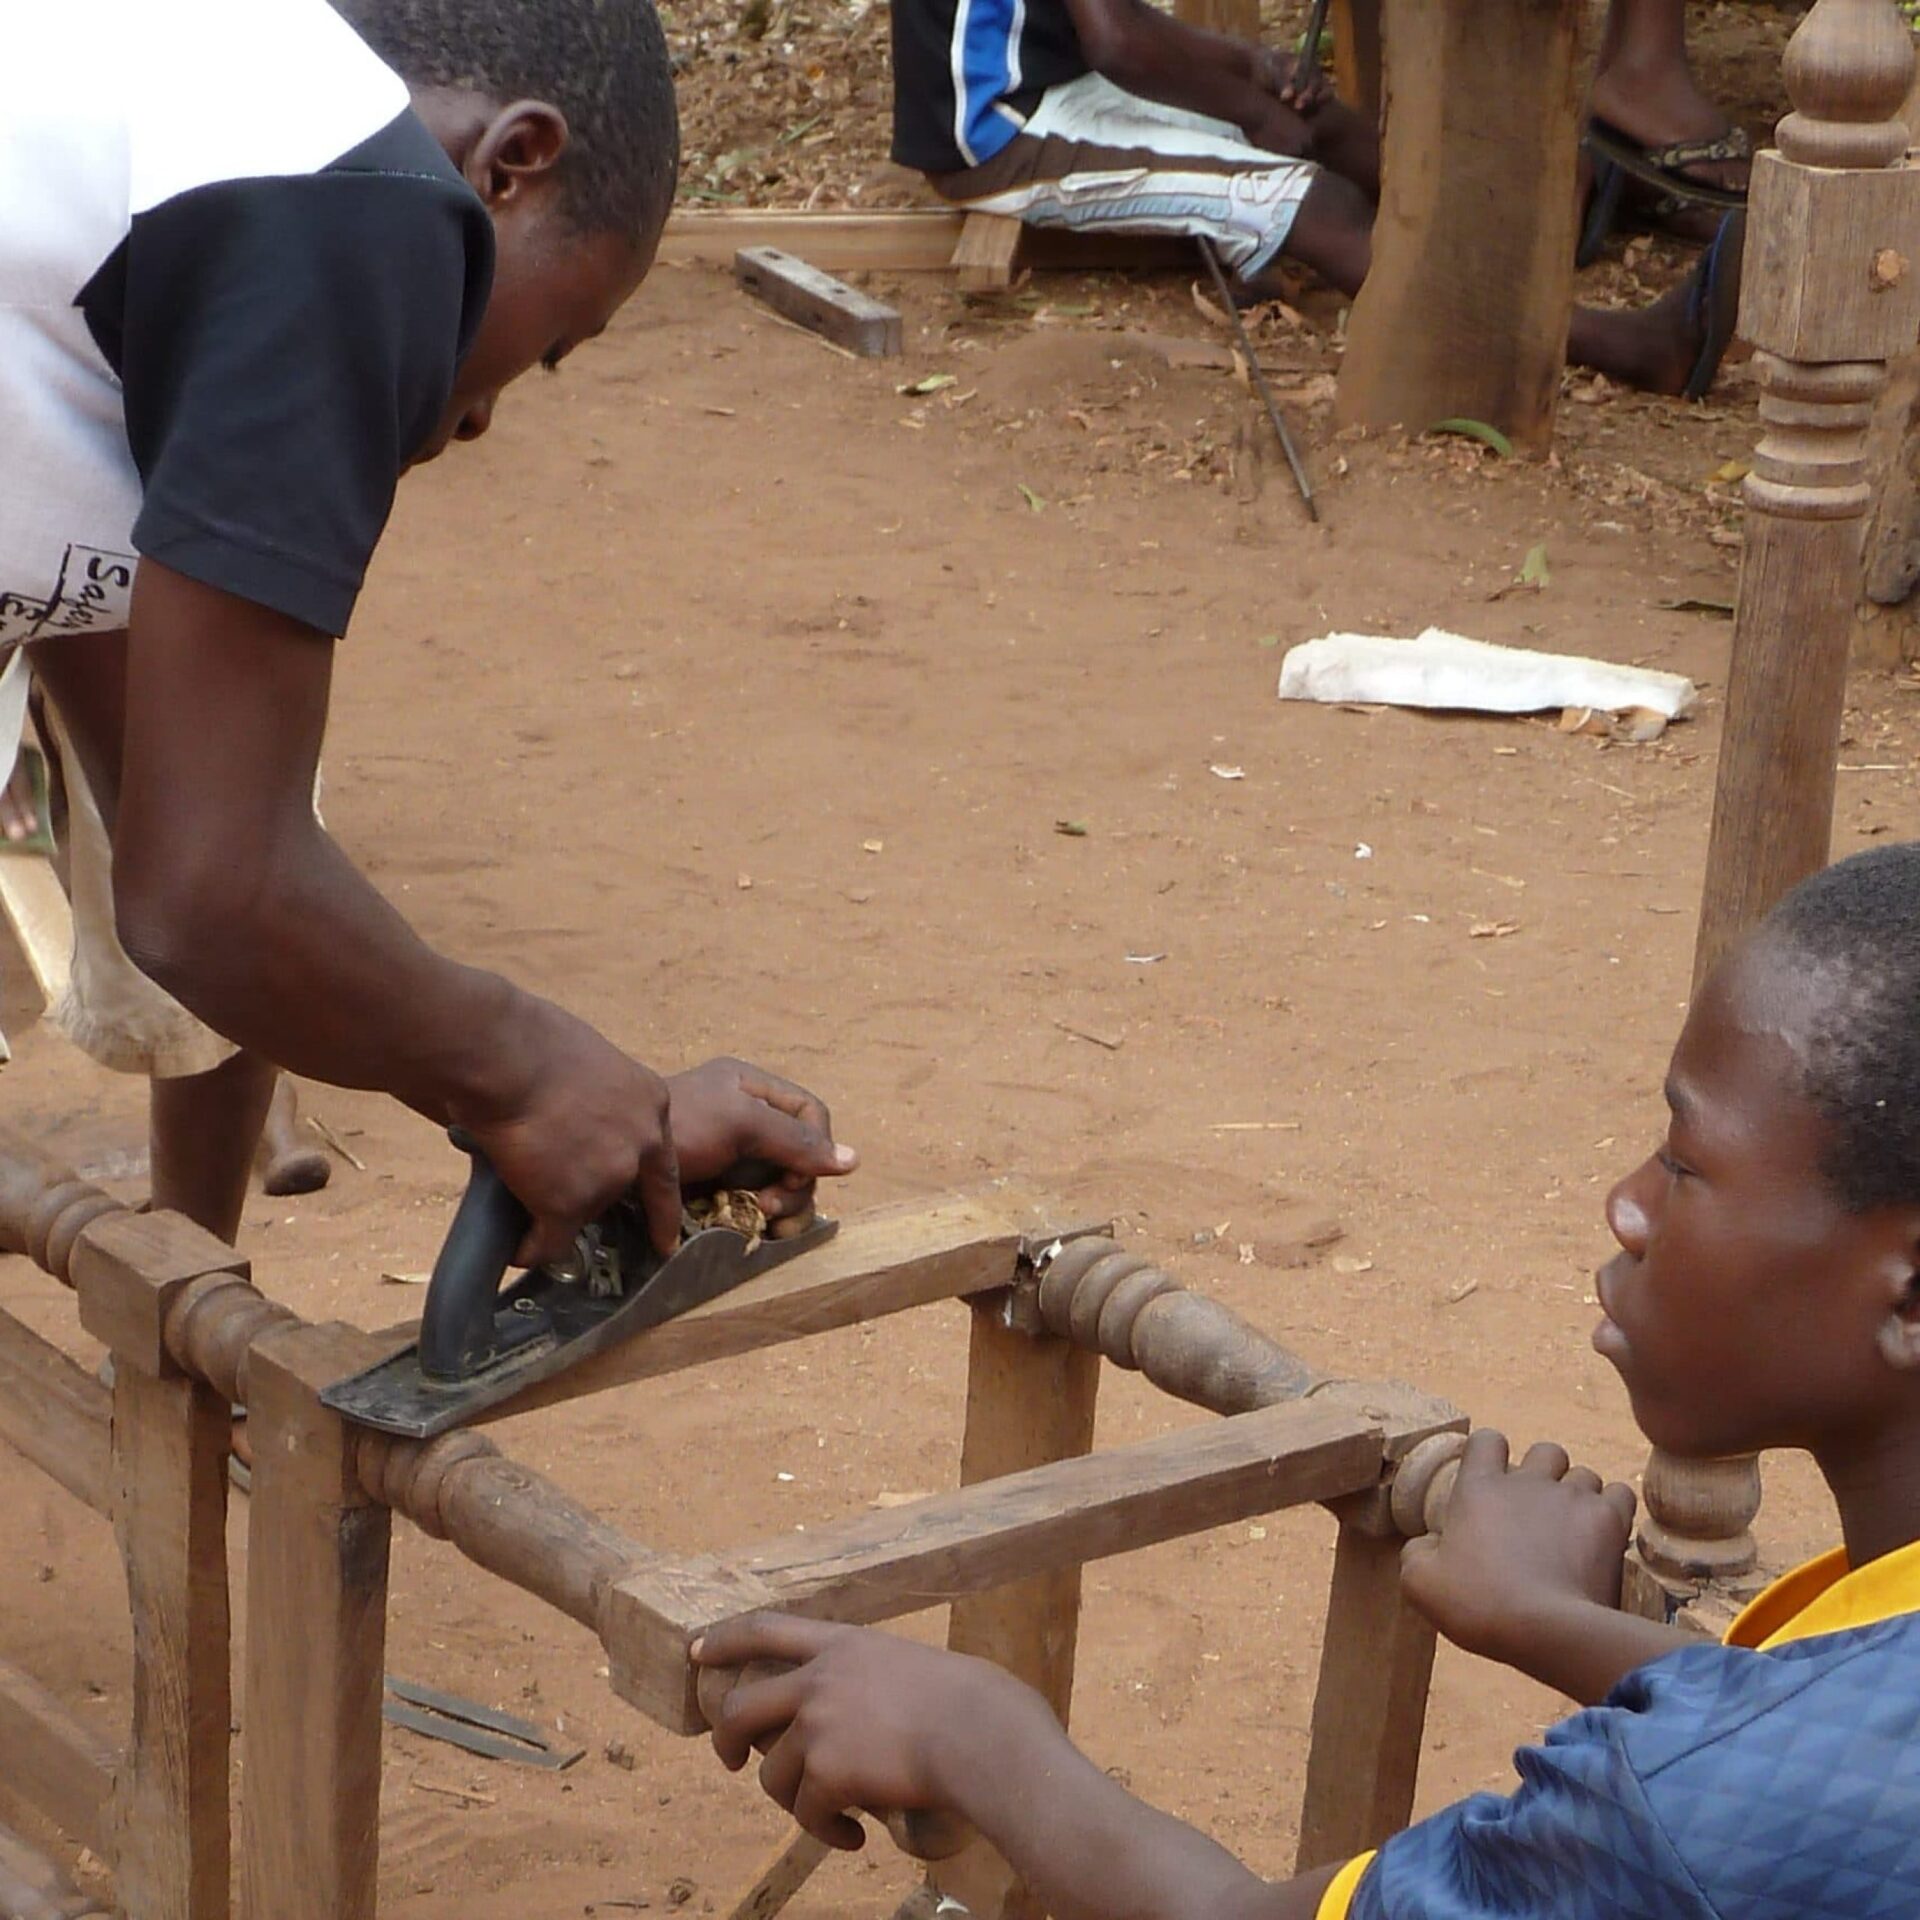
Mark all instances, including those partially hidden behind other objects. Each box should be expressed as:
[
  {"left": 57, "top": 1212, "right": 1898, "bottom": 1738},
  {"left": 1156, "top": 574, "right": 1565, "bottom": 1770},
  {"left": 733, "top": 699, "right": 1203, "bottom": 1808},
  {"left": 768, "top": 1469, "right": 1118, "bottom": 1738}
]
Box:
[
  {"left": 1304, "top": 97, "right": 1379, "bottom": 201},
  {"left": 1566, "top": 277, "right": 1704, "bottom": 394},
  {"left": 1271, "top": 173, "right": 1718, "bottom": 397},
  {"left": 255, "top": 1075, "right": 332, "bottom": 1197},
  {"left": 150, "top": 1049, "right": 279, "bottom": 1243},
  {"left": 1265, "top": 170, "right": 1373, "bottom": 297},
  {"left": 1591, "top": 0, "right": 1723, "bottom": 145}
]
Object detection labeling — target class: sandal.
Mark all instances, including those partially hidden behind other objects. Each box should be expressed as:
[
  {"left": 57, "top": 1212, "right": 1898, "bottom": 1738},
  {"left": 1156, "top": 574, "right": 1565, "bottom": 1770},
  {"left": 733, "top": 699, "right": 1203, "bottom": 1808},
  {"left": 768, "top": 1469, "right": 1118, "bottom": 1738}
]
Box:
[
  {"left": 1579, "top": 119, "right": 1751, "bottom": 266},
  {"left": 1683, "top": 210, "right": 1747, "bottom": 403}
]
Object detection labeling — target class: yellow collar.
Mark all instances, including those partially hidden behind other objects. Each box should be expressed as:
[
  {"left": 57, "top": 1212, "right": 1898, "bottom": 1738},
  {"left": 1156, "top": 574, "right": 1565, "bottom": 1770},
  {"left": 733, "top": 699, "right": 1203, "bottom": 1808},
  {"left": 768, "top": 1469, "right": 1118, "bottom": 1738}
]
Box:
[{"left": 1724, "top": 1538, "right": 1920, "bottom": 1652}]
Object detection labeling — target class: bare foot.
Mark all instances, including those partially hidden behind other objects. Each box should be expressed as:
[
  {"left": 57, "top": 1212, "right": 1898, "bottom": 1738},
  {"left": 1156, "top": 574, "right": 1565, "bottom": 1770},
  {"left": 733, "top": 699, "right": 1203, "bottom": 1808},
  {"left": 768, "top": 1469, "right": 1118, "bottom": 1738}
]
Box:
[
  {"left": 0, "top": 756, "right": 40, "bottom": 844},
  {"left": 1572, "top": 269, "right": 1714, "bottom": 396},
  {"left": 1601, "top": 239, "right": 1735, "bottom": 398},
  {"left": 1588, "top": 60, "right": 1749, "bottom": 200},
  {"left": 255, "top": 1076, "right": 333, "bottom": 1197}
]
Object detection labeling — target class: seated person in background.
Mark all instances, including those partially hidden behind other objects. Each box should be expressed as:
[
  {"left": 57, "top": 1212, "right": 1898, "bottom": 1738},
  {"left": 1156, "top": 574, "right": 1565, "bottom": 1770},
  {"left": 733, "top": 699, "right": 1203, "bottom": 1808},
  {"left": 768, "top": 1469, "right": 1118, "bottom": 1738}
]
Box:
[
  {"left": 3, "top": 0, "right": 854, "bottom": 1252},
  {"left": 698, "top": 839, "right": 1920, "bottom": 1917},
  {"left": 891, "top": 0, "right": 1744, "bottom": 398},
  {"left": 1584, "top": 0, "right": 1752, "bottom": 258}
]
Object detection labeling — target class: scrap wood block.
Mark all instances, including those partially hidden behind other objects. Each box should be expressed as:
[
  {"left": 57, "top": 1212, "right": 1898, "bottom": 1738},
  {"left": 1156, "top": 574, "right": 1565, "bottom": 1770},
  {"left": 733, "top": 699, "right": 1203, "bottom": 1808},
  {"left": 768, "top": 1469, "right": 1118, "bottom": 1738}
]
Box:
[
  {"left": 734, "top": 246, "right": 904, "bottom": 357},
  {"left": 604, "top": 1396, "right": 1385, "bottom": 1731},
  {"left": 951, "top": 211, "right": 1024, "bottom": 292}
]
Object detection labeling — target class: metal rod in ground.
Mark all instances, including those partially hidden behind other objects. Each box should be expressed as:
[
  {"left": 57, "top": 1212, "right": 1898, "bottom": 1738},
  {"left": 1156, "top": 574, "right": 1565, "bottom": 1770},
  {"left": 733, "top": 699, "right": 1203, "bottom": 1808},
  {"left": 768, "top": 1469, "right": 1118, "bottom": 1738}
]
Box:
[
  {"left": 1196, "top": 236, "right": 1317, "bottom": 522},
  {"left": 1297, "top": 0, "right": 1332, "bottom": 84}
]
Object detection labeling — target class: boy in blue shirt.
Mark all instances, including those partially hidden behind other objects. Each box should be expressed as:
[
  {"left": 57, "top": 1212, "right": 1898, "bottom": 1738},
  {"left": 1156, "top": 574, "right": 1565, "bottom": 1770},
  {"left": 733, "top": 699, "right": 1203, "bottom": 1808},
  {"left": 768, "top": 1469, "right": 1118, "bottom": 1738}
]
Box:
[{"left": 697, "top": 840, "right": 1920, "bottom": 1916}]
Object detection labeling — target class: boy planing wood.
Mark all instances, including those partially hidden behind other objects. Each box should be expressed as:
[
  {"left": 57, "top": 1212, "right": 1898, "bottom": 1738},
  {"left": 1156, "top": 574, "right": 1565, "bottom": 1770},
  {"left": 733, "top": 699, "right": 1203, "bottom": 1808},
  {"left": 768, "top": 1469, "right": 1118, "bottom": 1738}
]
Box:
[{"left": 0, "top": 0, "right": 856, "bottom": 1253}]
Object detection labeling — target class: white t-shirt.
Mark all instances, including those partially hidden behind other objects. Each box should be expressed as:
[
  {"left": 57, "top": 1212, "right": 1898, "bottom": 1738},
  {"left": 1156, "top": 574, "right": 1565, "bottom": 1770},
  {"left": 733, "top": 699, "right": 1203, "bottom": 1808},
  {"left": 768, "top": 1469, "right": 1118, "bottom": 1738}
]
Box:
[{"left": 0, "top": 0, "right": 493, "bottom": 652}]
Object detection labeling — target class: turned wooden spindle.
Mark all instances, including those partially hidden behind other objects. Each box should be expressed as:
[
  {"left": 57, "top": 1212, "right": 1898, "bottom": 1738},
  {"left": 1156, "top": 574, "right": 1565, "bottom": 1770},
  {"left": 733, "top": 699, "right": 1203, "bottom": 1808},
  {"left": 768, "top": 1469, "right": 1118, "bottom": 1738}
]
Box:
[
  {"left": 352, "top": 1431, "right": 970, "bottom": 1864},
  {"left": 1033, "top": 1236, "right": 1323, "bottom": 1412},
  {"left": 0, "top": 1132, "right": 124, "bottom": 1288},
  {"left": 1648, "top": 0, "right": 1920, "bottom": 1603},
  {"left": 352, "top": 1426, "right": 641, "bottom": 1633}
]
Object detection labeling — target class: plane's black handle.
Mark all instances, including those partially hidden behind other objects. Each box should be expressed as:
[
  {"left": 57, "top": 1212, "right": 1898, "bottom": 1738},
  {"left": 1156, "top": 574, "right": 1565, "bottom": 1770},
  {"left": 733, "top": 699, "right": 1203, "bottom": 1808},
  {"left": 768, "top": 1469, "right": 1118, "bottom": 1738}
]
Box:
[
  {"left": 418, "top": 1133, "right": 532, "bottom": 1383},
  {"left": 418, "top": 1143, "right": 789, "bottom": 1384}
]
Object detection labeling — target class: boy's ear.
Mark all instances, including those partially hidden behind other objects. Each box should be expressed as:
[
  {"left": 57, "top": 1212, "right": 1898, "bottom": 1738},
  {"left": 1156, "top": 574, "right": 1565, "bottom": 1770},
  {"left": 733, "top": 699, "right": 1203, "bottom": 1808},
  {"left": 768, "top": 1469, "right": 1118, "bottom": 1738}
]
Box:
[
  {"left": 1873, "top": 1221, "right": 1920, "bottom": 1372},
  {"left": 467, "top": 101, "right": 571, "bottom": 210}
]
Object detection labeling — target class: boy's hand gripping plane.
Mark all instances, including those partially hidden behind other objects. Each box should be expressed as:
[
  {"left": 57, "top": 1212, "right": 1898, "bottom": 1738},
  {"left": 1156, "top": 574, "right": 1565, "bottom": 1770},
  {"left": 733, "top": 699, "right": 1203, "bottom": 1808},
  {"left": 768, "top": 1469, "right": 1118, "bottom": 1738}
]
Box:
[{"left": 322, "top": 1135, "right": 837, "bottom": 1437}]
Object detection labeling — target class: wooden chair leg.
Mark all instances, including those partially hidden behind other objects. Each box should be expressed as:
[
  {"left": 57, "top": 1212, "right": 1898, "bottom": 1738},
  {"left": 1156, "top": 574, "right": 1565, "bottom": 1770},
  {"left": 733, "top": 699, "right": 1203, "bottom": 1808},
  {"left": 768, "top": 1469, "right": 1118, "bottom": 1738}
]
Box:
[
  {"left": 241, "top": 1325, "right": 392, "bottom": 1920},
  {"left": 1295, "top": 1520, "right": 1436, "bottom": 1872},
  {"left": 926, "top": 1296, "right": 1100, "bottom": 1920},
  {"left": 109, "top": 1348, "right": 232, "bottom": 1920},
  {"left": 1334, "top": 0, "right": 1584, "bottom": 454},
  {"left": 951, "top": 212, "right": 1025, "bottom": 293},
  {"left": 1329, "top": 0, "right": 1382, "bottom": 123}
]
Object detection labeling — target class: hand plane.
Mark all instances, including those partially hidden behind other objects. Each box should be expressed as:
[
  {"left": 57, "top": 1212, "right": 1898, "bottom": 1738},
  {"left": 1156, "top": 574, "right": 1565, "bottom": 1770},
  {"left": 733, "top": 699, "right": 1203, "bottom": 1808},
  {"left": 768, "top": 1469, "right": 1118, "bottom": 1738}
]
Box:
[{"left": 321, "top": 1137, "right": 836, "bottom": 1438}]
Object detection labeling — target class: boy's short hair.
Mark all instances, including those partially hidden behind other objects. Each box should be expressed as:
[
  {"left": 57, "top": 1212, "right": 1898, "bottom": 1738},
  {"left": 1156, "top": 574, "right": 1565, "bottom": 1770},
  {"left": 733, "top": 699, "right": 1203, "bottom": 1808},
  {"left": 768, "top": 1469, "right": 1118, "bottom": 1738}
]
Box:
[
  {"left": 334, "top": 0, "right": 680, "bottom": 238},
  {"left": 1767, "top": 843, "right": 1920, "bottom": 1211}
]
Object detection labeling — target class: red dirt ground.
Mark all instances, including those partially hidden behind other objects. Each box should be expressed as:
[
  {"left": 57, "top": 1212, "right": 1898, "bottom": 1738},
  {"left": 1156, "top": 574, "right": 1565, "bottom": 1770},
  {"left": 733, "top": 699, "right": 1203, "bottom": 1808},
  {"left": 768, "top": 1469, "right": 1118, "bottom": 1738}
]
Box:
[{"left": 7, "top": 4, "right": 1917, "bottom": 1914}]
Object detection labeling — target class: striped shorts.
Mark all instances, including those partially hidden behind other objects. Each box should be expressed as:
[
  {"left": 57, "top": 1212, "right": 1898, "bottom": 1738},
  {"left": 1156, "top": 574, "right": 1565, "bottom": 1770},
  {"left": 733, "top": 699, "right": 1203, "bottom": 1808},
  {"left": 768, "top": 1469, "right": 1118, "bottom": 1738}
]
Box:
[{"left": 929, "top": 72, "right": 1318, "bottom": 281}]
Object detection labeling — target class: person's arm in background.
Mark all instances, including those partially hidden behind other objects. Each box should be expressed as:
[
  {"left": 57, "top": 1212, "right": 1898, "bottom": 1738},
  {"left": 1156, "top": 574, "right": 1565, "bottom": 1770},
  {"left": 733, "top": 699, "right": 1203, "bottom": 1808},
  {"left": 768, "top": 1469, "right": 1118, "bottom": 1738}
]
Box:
[
  {"left": 1059, "top": 0, "right": 1330, "bottom": 156},
  {"left": 694, "top": 1617, "right": 1341, "bottom": 1920},
  {"left": 79, "top": 563, "right": 851, "bottom": 1264}
]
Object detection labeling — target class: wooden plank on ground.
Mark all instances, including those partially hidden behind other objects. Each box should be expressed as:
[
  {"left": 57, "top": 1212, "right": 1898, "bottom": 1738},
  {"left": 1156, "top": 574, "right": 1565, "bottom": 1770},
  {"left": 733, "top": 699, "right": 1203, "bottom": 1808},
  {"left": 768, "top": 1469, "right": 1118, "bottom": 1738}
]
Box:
[
  {"left": 660, "top": 209, "right": 1195, "bottom": 274},
  {"left": 110, "top": 1365, "right": 231, "bottom": 1920},
  {"left": 0, "top": 856, "right": 70, "bottom": 1010},
  {"left": 734, "top": 247, "right": 903, "bottom": 356},
  {"left": 1334, "top": 0, "right": 1583, "bottom": 454},
  {"left": 0, "top": 1654, "right": 117, "bottom": 1857},
  {"left": 606, "top": 1398, "right": 1385, "bottom": 1730},
  {"left": 930, "top": 1303, "right": 1099, "bottom": 1920},
  {"left": 0, "top": 1307, "right": 110, "bottom": 1514},
  {"left": 476, "top": 1189, "right": 1033, "bottom": 1420},
  {"left": 951, "top": 213, "right": 1024, "bottom": 293}
]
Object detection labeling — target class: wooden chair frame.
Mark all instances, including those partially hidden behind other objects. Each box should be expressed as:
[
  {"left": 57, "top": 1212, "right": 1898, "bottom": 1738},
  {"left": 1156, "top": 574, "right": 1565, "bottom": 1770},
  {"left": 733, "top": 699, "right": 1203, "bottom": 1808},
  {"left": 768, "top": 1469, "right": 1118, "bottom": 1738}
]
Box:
[{"left": 0, "top": 1134, "right": 1463, "bottom": 1920}]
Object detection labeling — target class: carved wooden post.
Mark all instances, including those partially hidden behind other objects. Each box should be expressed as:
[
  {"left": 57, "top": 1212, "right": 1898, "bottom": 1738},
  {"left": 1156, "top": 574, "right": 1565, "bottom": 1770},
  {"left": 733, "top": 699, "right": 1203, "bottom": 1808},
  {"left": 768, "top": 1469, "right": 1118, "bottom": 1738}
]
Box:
[
  {"left": 1334, "top": 0, "right": 1586, "bottom": 454},
  {"left": 1635, "top": 0, "right": 1920, "bottom": 1613}
]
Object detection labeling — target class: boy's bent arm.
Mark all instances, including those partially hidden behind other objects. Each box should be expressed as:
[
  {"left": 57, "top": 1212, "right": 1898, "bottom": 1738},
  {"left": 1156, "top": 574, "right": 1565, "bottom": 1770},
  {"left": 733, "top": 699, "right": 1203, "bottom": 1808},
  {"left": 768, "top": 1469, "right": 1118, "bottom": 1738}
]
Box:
[
  {"left": 952, "top": 1716, "right": 1340, "bottom": 1920},
  {"left": 1060, "top": 0, "right": 1313, "bottom": 156},
  {"left": 96, "top": 563, "right": 838, "bottom": 1259},
  {"left": 695, "top": 1617, "right": 1342, "bottom": 1920}
]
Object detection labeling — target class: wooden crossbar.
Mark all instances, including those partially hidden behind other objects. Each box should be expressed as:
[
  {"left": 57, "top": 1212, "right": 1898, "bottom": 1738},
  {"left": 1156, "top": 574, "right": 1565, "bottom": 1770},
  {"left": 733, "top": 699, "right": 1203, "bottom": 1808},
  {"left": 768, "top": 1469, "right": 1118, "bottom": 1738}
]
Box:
[
  {"left": 0, "top": 1655, "right": 117, "bottom": 1856},
  {"left": 605, "top": 1397, "right": 1387, "bottom": 1731},
  {"left": 0, "top": 1306, "right": 109, "bottom": 1514},
  {"left": 0, "top": 1135, "right": 1468, "bottom": 1920}
]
